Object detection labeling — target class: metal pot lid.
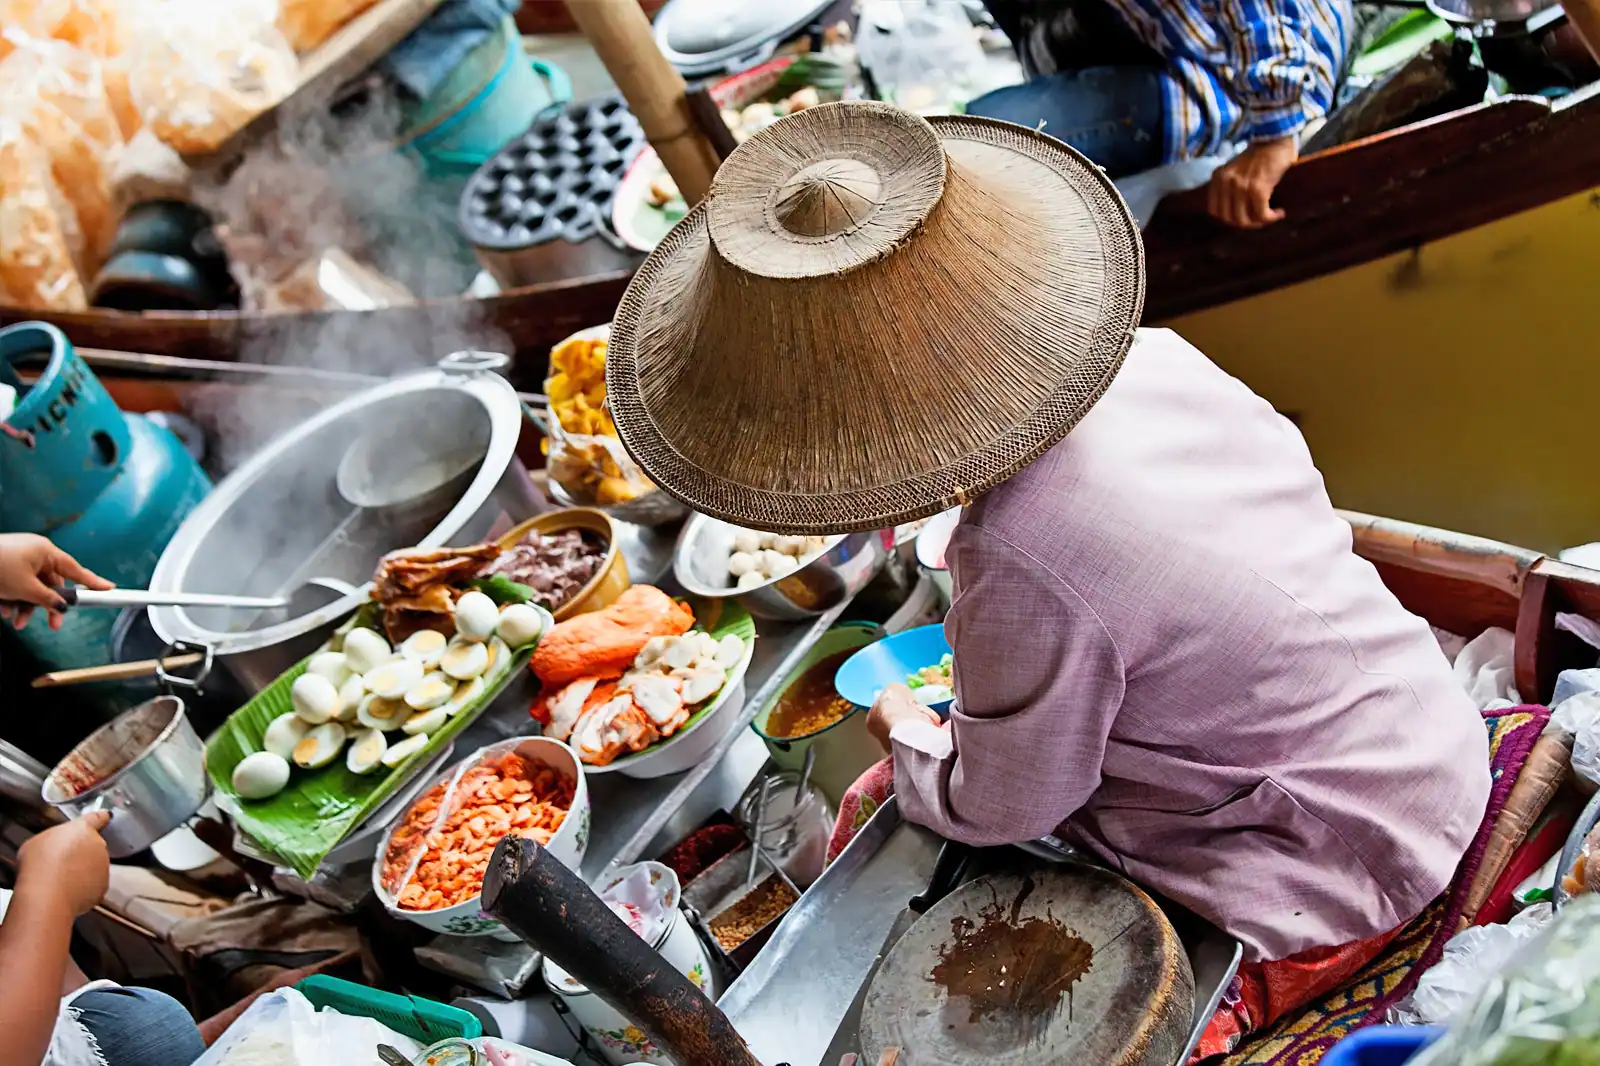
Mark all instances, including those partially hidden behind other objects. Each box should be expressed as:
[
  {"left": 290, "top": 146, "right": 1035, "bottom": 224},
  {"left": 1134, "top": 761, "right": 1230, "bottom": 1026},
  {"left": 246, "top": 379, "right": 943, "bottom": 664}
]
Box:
[
  {"left": 149, "top": 352, "right": 523, "bottom": 656},
  {"left": 653, "top": 0, "right": 832, "bottom": 75}
]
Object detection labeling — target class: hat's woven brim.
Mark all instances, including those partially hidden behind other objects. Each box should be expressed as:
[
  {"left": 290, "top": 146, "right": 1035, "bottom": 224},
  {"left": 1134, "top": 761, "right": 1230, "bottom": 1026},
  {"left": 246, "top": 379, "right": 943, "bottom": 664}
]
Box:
[{"left": 607, "top": 113, "right": 1145, "bottom": 535}]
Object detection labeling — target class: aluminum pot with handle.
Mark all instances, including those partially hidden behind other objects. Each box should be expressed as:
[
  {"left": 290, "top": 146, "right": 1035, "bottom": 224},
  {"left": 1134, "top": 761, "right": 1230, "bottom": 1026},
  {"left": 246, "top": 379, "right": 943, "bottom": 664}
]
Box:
[{"left": 40, "top": 695, "right": 208, "bottom": 857}]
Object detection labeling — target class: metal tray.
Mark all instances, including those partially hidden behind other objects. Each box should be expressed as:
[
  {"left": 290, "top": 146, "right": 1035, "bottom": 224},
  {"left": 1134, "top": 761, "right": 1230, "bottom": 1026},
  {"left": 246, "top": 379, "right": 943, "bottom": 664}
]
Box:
[{"left": 718, "top": 800, "right": 1244, "bottom": 1066}]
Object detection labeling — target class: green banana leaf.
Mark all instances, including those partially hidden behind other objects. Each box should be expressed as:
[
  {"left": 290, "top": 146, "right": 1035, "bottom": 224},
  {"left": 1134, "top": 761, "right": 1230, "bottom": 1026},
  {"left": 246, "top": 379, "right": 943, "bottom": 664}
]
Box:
[
  {"left": 205, "top": 605, "right": 542, "bottom": 878},
  {"left": 593, "top": 596, "right": 756, "bottom": 773}
]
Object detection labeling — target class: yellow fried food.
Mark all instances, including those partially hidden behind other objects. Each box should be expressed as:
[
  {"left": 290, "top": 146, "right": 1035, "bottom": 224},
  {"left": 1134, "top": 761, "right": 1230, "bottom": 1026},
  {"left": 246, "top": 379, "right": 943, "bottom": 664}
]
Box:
[{"left": 547, "top": 336, "right": 614, "bottom": 438}]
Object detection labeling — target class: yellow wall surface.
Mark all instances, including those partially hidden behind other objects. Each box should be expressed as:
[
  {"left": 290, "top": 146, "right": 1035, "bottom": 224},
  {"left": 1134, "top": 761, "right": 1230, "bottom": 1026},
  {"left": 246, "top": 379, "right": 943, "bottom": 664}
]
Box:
[{"left": 1164, "top": 187, "right": 1600, "bottom": 553}]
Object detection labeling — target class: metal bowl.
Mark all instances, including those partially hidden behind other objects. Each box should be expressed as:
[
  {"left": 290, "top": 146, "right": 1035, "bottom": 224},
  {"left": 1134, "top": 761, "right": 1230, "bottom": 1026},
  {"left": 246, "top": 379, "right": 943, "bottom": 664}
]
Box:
[{"left": 674, "top": 513, "right": 892, "bottom": 621}]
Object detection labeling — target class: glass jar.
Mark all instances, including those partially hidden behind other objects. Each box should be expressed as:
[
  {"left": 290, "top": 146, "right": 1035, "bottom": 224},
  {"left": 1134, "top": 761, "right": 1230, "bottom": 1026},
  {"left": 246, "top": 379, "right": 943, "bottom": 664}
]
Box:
[{"left": 738, "top": 770, "right": 835, "bottom": 890}]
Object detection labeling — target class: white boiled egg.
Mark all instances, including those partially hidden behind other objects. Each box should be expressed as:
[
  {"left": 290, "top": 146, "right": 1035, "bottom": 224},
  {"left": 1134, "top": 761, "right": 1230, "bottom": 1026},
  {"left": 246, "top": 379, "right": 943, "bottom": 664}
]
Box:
[
  {"left": 495, "top": 603, "right": 545, "bottom": 649},
  {"left": 345, "top": 729, "right": 387, "bottom": 775},
  {"left": 381, "top": 733, "right": 430, "bottom": 768},
  {"left": 232, "top": 751, "right": 291, "bottom": 800},
  {"left": 405, "top": 671, "right": 455, "bottom": 710},
  {"left": 444, "top": 676, "right": 485, "bottom": 717},
  {"left": 291, "top": 673, "right": 342, "bottom": 725},
  {"left": 292, "top": 723, "right": 346, "bottom": 769},
  {"left": 440, "top": 638, "right": 489, "bottom": 681},
  {"left": 401, "top": 707, "right": 448, "bottom": 736},
  {"left": 356, "top": 694, "right": 407, "bottom": 732},
  {"left": 400, "top": 628, "right": 448, "bottom": 666},
  {"left": 364, "top": 657, "right": 424, "bottom": 700},
  {"left": 262, "top": 713, "right": 310, "bottom": 760},
  {"left": 337, "top": 675, "right": 365, "bottom": 720},
  {"left": 341, "top": 628, "right": 393, "bottom": 674},
  {"left": 453, "top": 590, "right": 499, "bottom": 643},
  {"left": 306, "top": 651, "right": 353, "bottom": 687}
]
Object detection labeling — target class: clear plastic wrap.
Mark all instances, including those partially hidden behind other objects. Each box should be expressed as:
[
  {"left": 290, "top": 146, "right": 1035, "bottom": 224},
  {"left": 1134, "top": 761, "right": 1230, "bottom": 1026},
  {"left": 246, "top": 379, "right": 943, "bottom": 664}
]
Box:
[
  {"left": 0, "top": 115, "right": 88, "bottom": 310},
  {"left": 1411, "top": 894, "right": 1600, "bottom": 1066},
  {"left": 277, "top": 0, "right": 382, "bottom": 53},
  {"left": 0, "top": 34, "right": 123, "bottom": 269},
  {"left": 191, "top": 987, "right": 421, "bottom": 1066},
  {"left": 1392, "top": 905, "right": 1555, "bottom": 1027},
  {"left": 121, "top": 0, "right": 297, "bottom": 155},
  {"left": 543, "top": 325, "right": 663, "bottom": 508}
]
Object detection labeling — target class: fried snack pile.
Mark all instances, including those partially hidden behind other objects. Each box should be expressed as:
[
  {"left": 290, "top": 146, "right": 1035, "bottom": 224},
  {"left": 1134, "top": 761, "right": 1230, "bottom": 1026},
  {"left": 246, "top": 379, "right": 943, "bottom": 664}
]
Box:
[{"left": 372, "top": 544, "right": 500, "bottom": 643}]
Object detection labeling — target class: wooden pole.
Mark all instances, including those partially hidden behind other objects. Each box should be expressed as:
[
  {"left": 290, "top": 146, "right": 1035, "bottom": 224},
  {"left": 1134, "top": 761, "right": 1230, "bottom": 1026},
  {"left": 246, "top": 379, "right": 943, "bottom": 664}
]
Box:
[
  {"left": 1564, "top": 0, "right": 1600, "bottom": 62},
  {"left": 481, "top": 836, "right": 763, "bottom": 1066},
  {"left": 564, "top": 0, "right": 721, "bottom": 204}
]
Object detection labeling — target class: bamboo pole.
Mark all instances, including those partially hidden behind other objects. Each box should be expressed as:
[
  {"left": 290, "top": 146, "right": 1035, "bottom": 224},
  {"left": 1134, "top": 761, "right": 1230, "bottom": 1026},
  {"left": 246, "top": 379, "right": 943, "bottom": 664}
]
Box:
[
  {"left": 564, "top": 0, "right": 721, "bottom": 204},
  {"left": 1564, "top": 0, "right": 1600, "bottom": 63}
]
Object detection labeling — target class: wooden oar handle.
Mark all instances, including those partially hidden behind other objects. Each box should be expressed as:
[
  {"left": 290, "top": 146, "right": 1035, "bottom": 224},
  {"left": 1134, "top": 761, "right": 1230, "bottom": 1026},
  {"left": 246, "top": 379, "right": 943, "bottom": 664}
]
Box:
[{"left": 482, "top": 835, "right": 761, "bottom": 1066}]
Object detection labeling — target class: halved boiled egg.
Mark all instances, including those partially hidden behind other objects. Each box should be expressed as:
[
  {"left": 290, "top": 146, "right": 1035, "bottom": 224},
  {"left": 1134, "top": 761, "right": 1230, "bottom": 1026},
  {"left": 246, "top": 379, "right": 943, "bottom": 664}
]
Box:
[
  {"left": 401, "top": 707, "right": 449, "bottom": 736},
  {"left": 291, "top": 673, "right": 342, "bottom": 725},
  {"left": 440, "top": 638, "right": 489, "bottom": 681},
  {"left": 400, "top": 628, "right": 448, "bottom": 666},
  {"left": 263, "top": 713, "right": 310, "bottom": 760},
  {"left": 356, "top": 694, "right": 408, "bottom": 732},
  {"left": 346, "top": 729, "right": 388, "bottom": 775},
  {"left": 364, "top": 657, "right": 425, "bottom": 700},
  {"left": 444, "top": 676, "right": 485, "bottom": 717},
  {"left": 292, "top": 722, "right": 346, "bottom": 769},
  {"left": 381, "top": 732, "right": 430, "bottom": 768},
  {"left": 404, "top": 672, "right": 455, "bottom": 711}
]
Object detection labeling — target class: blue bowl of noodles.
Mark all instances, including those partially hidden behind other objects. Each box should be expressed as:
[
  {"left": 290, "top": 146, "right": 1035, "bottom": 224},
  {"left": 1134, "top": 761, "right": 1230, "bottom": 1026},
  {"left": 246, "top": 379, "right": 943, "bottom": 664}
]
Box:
[{"left": 834, "top": 624, "right": 955, "bottom": 714}]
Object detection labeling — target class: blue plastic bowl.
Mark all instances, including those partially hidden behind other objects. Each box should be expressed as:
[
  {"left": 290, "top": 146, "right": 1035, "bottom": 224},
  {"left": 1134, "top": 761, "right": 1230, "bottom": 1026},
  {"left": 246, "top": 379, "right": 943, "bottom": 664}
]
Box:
[
  {"left": 1321, "top": 1026, "right": 1443, "bottom": 1066},
  {"left": 834, "top": 624, "right": 955, "bottom": 713}
]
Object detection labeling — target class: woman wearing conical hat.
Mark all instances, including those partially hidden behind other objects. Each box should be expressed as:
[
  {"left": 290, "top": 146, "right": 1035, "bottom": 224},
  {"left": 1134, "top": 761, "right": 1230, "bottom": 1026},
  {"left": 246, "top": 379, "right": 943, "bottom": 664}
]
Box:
[{"left": 604, "top": 103, "right": 1489, "bottom": 1055}]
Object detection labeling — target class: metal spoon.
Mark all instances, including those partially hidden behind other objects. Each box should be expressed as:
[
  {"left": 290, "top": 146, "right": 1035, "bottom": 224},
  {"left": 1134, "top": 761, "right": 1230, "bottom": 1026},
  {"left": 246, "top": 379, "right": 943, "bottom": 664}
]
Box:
[
  {"left": 795, "top": 747, "right": 816, "bottom": 809},
  {"left": 376, "top": 1045, "right": 418, "bottom": 1066},
  {"left": 745, "top": 775, "right": 772, "bottom": 890}
]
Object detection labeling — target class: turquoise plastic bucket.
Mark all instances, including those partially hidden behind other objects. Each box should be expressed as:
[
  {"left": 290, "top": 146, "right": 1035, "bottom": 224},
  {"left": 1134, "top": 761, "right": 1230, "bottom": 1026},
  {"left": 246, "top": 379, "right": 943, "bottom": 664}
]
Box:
[{"left": 406, "top": 16, "right": 572, "bottom": 177}]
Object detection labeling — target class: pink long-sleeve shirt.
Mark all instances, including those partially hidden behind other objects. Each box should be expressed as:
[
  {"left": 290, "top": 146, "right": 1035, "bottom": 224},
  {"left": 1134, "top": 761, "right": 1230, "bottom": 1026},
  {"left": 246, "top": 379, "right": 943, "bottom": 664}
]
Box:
[{"left": 891, "top": 328, "right": 1491, "bottom": 962}]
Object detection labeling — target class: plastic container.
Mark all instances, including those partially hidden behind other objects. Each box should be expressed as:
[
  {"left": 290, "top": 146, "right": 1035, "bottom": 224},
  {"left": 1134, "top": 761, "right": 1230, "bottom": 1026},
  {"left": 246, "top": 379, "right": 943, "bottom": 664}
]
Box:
[
  {"left": 295, "top": 974, "right": 483, "bottom": 1043},
  {"left": 834, "top": 624, "right": 955, "bottom": 714},
  {"left": 406, "top": 17, "right": 571, "bottom": 177},
  {"left": 1321, "top": 1026, "right": 1444, "bottom": 1066}
]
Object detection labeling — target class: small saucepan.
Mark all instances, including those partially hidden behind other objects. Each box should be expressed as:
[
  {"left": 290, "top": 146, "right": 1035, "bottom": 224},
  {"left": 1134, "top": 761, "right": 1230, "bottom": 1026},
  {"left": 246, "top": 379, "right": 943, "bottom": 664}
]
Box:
[{"left": 41, "top": 695, "right": 208, "bottom": 857}]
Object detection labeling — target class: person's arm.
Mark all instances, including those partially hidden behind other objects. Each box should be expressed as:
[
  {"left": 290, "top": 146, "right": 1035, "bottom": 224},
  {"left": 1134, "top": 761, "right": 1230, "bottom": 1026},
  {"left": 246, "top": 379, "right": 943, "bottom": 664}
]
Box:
[
  {"left": 1206, "top": 0, "right": 1323, "bottom": 227},
  {"left": 871, "top": 526, "right": 1126, "bottom": 846},
  {"left": 0, "top": 813, "right": 111, "bottom": 1066}
]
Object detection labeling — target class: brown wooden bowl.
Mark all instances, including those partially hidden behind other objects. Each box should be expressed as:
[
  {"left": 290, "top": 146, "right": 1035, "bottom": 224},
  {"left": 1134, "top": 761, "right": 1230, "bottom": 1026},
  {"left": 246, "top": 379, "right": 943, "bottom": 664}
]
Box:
[{"left": 495, "top": 507, "right": 631, "bottom": 620}]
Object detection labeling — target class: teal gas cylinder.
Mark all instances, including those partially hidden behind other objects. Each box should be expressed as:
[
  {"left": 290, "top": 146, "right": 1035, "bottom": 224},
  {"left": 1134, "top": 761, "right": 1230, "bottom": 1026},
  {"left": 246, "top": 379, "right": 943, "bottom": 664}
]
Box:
[{"left": 0, "top": 321, "right": 211, "bottom": 671}]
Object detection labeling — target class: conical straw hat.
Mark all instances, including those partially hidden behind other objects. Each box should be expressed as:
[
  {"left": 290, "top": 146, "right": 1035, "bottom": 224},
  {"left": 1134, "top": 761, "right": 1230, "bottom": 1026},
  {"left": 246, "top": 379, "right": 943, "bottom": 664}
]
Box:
[{"left": 606, "top": 101, "right": 1144, "bottom": 535}]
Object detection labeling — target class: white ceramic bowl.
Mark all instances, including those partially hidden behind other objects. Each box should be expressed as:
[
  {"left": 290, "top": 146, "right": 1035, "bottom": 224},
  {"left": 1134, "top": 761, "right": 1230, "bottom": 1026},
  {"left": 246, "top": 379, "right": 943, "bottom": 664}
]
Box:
[
  {"left": 372, "top": 735, "right": 591, "bottom": 938},
  {"left": 914, "top": 506, "right": 962, "bottom": 602},
  {"left": 581, "top": 636, "right": 754, "bottom": 780}
]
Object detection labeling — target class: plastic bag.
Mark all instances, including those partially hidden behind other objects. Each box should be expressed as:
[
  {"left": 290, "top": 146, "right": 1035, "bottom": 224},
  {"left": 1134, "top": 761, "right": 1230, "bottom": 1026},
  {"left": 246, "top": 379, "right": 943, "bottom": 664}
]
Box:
[
  {"left": 0, "top": 115, "right": 88, "bottom": 309},
  {"left": 856, "top": 0, "right": 990, "bottom": 112},
  {"left": 0, "top": 34, "right": 123, "bottom": 269},
  {"left": 122, "top": 0, "right": 297, "bottom": 155},
  {"left": 1392, "top": 904, "right": 1554, "bottom": 1026},
  {"left": 193, "top": 987, "right": 421, "bottom": 1066},
  {"left": 1550, "top": 691, "right": 1600, "bottom": 792},
  {"left": 1410, "top": 894, "right": 1600, "bottom": 1066},
  {"left": 1455, "top": 627, "right": 1521, "bottom": 710},
  {"left": 278, "top": 0, "right": 382, "bottom": 53},
  {"left": 543, "top": 325, "right": 662, "bottom": 508},
  {"left": 1552, "top": 669, "right": 1600, "bottom": 711}
]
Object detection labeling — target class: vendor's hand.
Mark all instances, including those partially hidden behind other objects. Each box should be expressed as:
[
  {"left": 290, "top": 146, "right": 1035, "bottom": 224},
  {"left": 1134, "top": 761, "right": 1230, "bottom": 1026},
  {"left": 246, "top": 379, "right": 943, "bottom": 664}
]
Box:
[
  {"left": 867, "top": 683, "right": 941, "bottom": 752},
  {"left": 18, "top": 810, "right": 111, "bottom": 916},
  {"left": 1206, "top": 136, "right": 1298, "bottom": 228},
  {"left": 0, "top": 533, "right": 112, "bottom": 631}
]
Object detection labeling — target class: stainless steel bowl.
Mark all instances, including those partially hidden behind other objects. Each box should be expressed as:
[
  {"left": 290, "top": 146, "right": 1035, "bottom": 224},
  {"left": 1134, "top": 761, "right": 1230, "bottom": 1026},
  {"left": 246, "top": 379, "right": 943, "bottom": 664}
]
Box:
[
  {"left": 42, "top": 695, "right": 207, "bottom": 856},
  {"left": 673, "top": 513, "right": 892, "bottom": 621}
]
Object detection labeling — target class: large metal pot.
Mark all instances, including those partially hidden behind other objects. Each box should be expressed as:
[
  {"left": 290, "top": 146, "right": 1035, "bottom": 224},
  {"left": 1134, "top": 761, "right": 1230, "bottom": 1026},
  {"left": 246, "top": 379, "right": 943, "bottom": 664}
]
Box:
[
  {"left": 674, "top": 513, "right": 892, "bottom": 620},
  {"left": 148, "top": 352, "right": 543, "bottom": 692},
  {"left": 41, "top": 695, "right": 207, "bottom": 857}
]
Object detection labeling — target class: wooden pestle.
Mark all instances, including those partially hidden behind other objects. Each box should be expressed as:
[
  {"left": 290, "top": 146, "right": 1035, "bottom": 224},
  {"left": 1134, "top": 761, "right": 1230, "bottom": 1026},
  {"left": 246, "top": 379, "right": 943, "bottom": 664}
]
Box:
[{"left": 481, "top": 835, "right": 762, "bottom": 1066}]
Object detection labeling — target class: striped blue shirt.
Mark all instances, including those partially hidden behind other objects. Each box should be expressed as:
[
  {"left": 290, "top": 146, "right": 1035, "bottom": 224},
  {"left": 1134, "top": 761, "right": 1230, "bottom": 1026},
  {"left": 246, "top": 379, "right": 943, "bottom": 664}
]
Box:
[{"left": 1100, "top": 0, "right": 1353, "bottom": 161}]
